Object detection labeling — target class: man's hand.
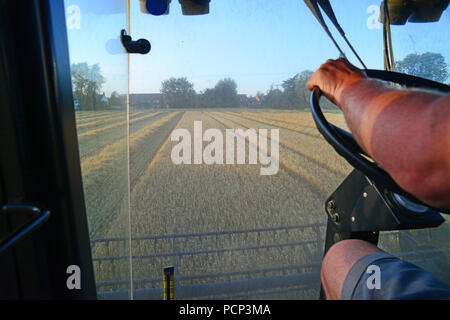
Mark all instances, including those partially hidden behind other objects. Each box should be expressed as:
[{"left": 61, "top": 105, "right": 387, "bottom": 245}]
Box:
[
  {"left": 307, "top": 57, "right": 450, "bottom": 209},
  {"left": 306, "top": 58, "right": 366, "bottom": 107}
]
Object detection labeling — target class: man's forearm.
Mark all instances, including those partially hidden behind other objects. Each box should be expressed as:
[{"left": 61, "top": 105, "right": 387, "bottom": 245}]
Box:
[{"left": 339, "top": 79, "right": 450, "bottom": 208}]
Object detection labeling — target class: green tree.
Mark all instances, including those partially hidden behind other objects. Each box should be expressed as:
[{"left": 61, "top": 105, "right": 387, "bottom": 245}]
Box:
[
  {"left": 279, "top": 71, "right": 315, "bottom": 109},
  {"left": 198, "top": 88, "right": 216, "bottom": 108},
  {"left": 213, "top": 78, "right": 239, "bottom": 108},
  {"left": 161, "top": 77, "right": 196, "bottom": 108},
  {"left": 196, "top": 78, "right": 239, "bottom": 108},
  {"left": 262, "top": 86, "right": 288, "bottom": 109},
  {"left": 71, "top": 62, "right": 105, "bottom": 110},
  {"left": 396, "top": 52, "right": 448, "bottom": 83},
  {"left": 281, "top": 76, "right": 298, "bottom": 109},
  {"left": 294, "top": 70, "right": 314, "bottom": 109}
]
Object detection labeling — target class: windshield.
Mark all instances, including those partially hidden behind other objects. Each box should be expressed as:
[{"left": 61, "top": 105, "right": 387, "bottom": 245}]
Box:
[{"left": 64, "top": 0, "right": 450, "bottom": 299}]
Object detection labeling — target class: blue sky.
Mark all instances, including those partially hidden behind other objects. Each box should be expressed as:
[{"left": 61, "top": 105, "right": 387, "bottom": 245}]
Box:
[{"left": 65, "top": 0, "right": 450, "bottom": 96}]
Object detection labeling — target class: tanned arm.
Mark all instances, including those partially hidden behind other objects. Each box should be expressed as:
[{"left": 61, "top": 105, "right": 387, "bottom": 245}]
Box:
[{"left": 307, "top": 58, "right": 450, "bottom": 209}]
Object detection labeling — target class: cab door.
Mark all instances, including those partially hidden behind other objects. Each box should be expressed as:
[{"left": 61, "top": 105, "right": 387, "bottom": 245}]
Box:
[{"left": 0, "top": 0, "right": 98, "bottom": 299}]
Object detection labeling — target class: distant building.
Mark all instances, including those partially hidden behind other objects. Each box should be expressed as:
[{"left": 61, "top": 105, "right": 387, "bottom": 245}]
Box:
[
  {"left": 247, "top": 96, "right": 262, "bottom": 108},
  {"left": 130, "top": 93, "right": 164, "bottom": 109},
  {"left": 238, "top": 94, "right": 261, "bottom": 108}
]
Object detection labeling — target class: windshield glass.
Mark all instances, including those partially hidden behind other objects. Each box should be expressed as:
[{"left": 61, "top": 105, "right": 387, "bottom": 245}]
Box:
[{"left": 65, "top": 0, "right": 450, "bottom": 299}]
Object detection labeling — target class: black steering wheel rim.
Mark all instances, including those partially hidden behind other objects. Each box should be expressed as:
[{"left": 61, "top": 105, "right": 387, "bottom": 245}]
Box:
[{"left": 310, "top": 69, "right": 450, "bottom": 214}]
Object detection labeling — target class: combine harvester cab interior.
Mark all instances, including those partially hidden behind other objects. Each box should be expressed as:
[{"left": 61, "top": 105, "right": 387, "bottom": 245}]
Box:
[{"left": 0, "top": 0, "right": 449, "bottom": 300}]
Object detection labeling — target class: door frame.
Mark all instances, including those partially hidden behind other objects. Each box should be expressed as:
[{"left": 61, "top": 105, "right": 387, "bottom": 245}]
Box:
[{"left": 0, "top": 0, "right": 97, "bottom": 299}]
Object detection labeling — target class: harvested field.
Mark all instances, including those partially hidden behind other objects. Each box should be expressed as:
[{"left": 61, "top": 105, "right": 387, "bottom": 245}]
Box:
[
  {"left": 79, "top": 111, "right": 182, "bottom": 239},
  {"left": 75, "top": 108, "right": 450, "bottom": 299}
]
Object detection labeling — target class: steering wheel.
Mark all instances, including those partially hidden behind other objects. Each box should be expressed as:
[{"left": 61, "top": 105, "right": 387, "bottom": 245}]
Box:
[{"left": 310, "top": 69, "right": 450, "bottom": 214}]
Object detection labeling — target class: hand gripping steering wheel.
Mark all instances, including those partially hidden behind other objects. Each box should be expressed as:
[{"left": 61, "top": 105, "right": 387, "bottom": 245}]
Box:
[{"left": 310, "top": 69, "right": 450, "bottom": 214}]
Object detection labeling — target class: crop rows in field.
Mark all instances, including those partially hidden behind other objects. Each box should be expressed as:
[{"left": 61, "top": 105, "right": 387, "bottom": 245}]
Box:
[
  {"left": 227, "top": 111, "right": 351, "bottom": 174},
  {"left": 225, "top": 111, "right": 321, "bottom": 139},
  {"left": 77, "top": 110, "right": 182, "bottom": 242},
  {"left": 75, "top": 111, "right": 160, "bottom": 135},
  {"left": 76, "top": 109, "right": 351, "bottom": 296},
  {"left": 242, "top": 109, "right": 348, "bottom": 129},
  {"left": 83, "top": 110, "right": 350, "bottom": 279},
  {"left": 119, "top": 110, "right": 353, "bottom": 297},
  {"left": 77, "top": 110, "right": 185, "bottom": 289},
  {"left": 76, "top": 111, "right": 170, "bottom": 161},
  {"left": 130, "top": 111, "right": 325, "bottom": 235},
  {"left": 75, "top": 110, "right": 115, "bottom": 120},
  {"left": 211, "top": 111, "right": 351, "bottom": 186},
  {"left": 77, "top": 109, "right": 449, "bottom": 297},
  {"left": 77, "top": 109, "right": 183, "bottom": 286}
]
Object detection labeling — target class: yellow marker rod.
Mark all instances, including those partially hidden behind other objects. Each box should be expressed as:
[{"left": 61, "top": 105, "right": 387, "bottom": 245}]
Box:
[{"left": 163, "top": 266, "right": 174, "bottom": 300}]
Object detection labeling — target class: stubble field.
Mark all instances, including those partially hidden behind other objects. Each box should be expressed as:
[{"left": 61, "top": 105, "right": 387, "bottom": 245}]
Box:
[
  {"left": 75, "top": 108, "right": 354, "bottom": 298},
  {"left": 75, "top": 108, "right": 450, "bottom": 299}
]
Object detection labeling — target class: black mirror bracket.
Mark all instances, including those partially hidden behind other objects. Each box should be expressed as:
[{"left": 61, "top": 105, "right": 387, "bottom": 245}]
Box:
[{"left": 120, "top": 29, "right": 151, "bottom": 54}]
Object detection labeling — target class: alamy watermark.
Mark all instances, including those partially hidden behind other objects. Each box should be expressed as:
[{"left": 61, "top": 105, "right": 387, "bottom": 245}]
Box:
[
  {"left": 66, "top": 5, "right": 81, "bottom": 30},
  {"left": 170, "top": 121, "right": 279, "bottom": 175},
  {"left": 366, "top": 4, "right": 382, "bottom": 30},
  {"left": 366, "top": 264, "right": 381, "bottom": 290},
  {"left": 66, "top": 265, "right": 81, "bottom": 290}
]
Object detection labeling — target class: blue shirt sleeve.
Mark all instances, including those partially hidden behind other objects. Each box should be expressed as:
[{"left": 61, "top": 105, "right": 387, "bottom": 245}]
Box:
[{"left": 340, "top": 252, "right": 450, "bottom": 300}]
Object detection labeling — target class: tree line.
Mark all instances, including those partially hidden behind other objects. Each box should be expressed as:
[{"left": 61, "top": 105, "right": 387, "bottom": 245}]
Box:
[
  {"left": 160, "top": 71, "right": 340, "bottom": 110},
  {"left": 159, "top": 52, "right": 448, "bottom": 109},
  {"left": 71, "top": 52, "right": 448, "bottom": 110},
  {"left": 161, "top": 77, "right": 241, "bottom": 108}
]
